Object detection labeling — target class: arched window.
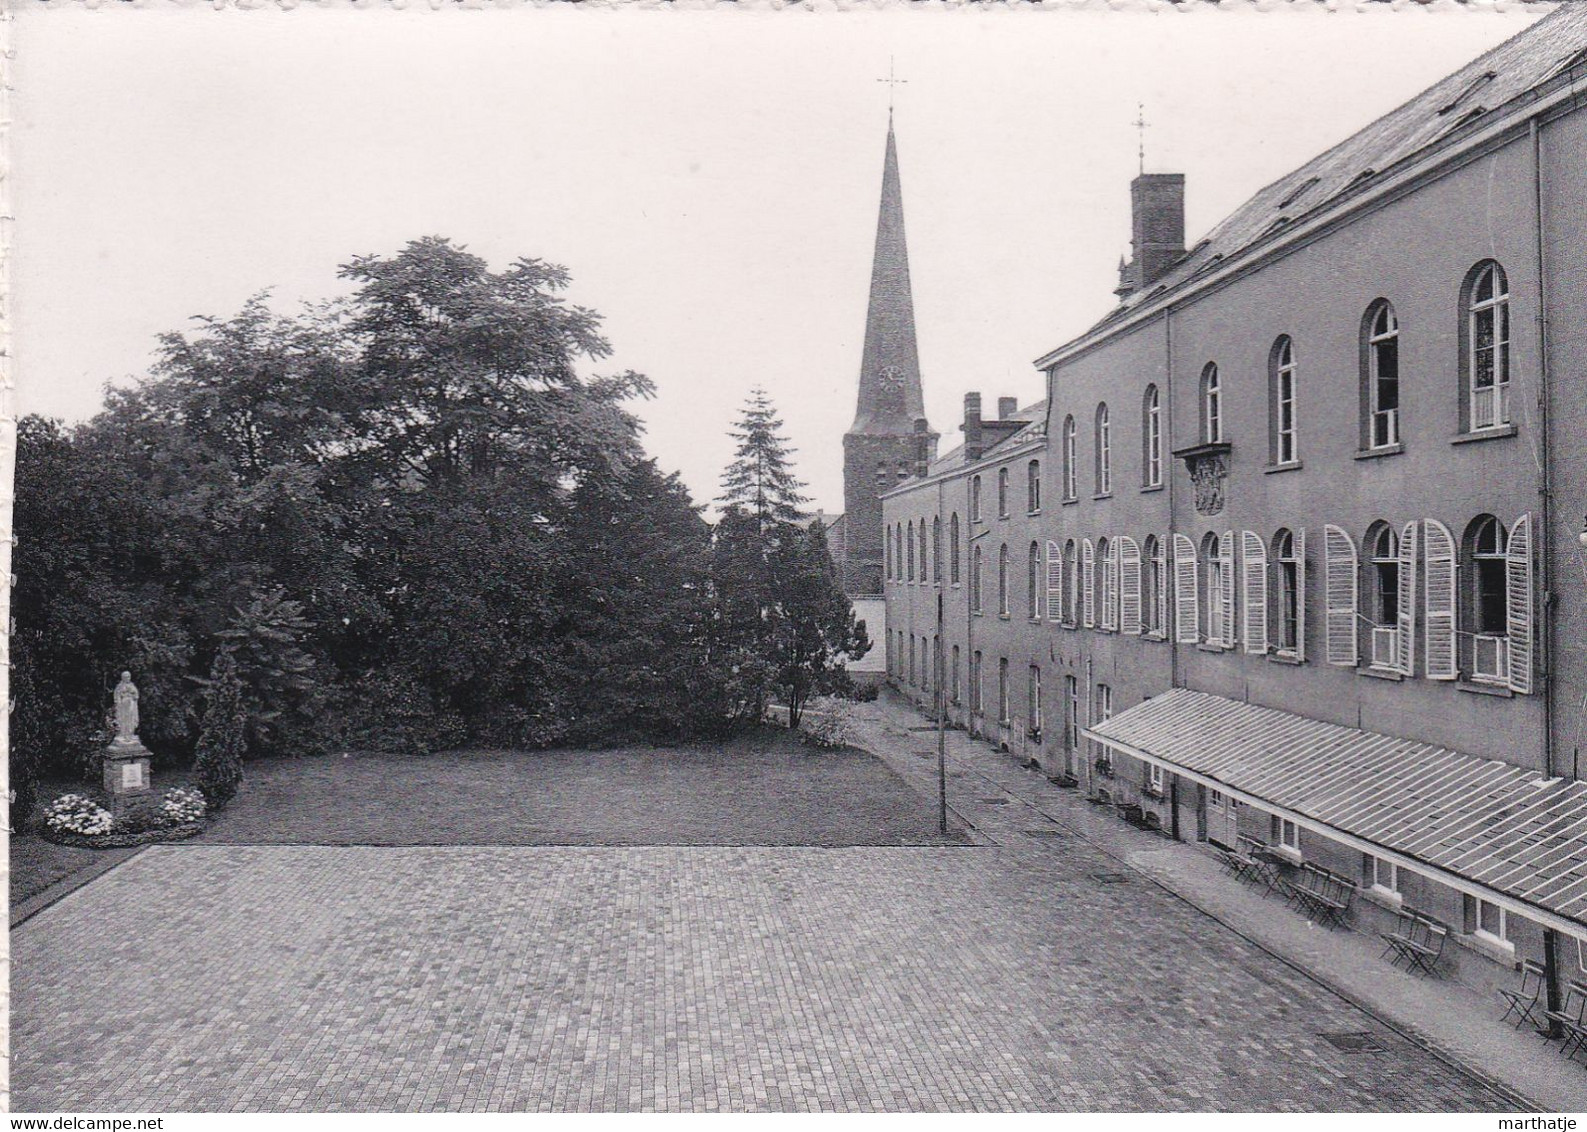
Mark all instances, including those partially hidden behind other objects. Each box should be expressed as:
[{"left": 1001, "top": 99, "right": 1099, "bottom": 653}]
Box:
[
  {"left": 1094, "top": 404, "right": 1112, "bottom": 495},
  {"left": 1027, "top": 460, "right": 1041, "bottom": 513},
  {"left": 949, "top": 514, "right": 961, "bottom": 584},
  {"left": 1362, "top": 301, "right": 1400, "bottom": 449},
  {"left": 919, "top": 520, "right": 928, "bottom": 584},
  {"left": 1200, "top": 532, "right": 1222, "bottom": 644},
  {"left": 971, "top": 544, "right": 984, "bottom": 613},
  {"left": 970, "top": 650, "right": 983, "bottom": 714},
  {"left": 1271, "top": 528, "right": 1303, "bottom": 657},
  {"left": 1027, "top": 541, "right": 1041, "bottom": 620},
  {"left": 997, "top": 542, "right": 1010, "bottom": 616},
  {"left": 908, "top": 635, "right": 916, "bottom": 686},
  {"left": 906, "top": 521, "right": 915, "bottom": 582},
  {"left": 885, "top": 525, "right": 893, "bottom": 581},
  {"left": 997, "top": 467, "right": 1010, "bottom": 518},
  {"left": 1463, "top": 515, "right": 1508, "bottom": 683},
  {"left": 1062, "top": 539, "right": 1078, "bottom": 625},
  {"left": 950, "top": 645, "right": 961, "bottom": 705},
  {"left": 1365, "top": 521, "right": 1400, "bottom": 669},
  {"left": 997, "top": 657, "right": 1010, "bottom": 725},
  {"left": 932, "top": 517, "right": 942, "bottom": 584},
  {"left": 1142, "top": 384, "right": 1162, "bottom": 488},
  {"left": 1143, "top": 534, "right": 1163, "bottom": 636},
  {"left": 1270, "top": 336, "right": 1299, "bottom": 466},
  {"left": 1095, "top": 536, "right": 1113, "bottom": 630},
  {"left": 1463, "top": 261, "right": 1511, "bottom": 431},
  {"left": 1201, "top": 363, "right": 1223, "bottom": 444},
  {"left": 1062, "top": 415, "right": 1077, "bottom": 501},
  {"left": 1028, "top": 666, "right": 1042, "bottom": 740},
  {"left": 970, "top": 475, "right": 983, "bottom": 522}
]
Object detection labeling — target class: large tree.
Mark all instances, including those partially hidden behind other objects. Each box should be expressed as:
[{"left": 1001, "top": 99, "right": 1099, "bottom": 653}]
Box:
[{"left": 717, "top": 387, "right": 809, "bottom": 527}]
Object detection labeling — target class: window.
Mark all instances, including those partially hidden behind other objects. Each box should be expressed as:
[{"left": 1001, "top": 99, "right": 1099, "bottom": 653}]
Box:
[
  {"left": 1365, "top": 854, "right": 1400, "bottom": 898},
  {"left": 1062, "top": 416, "right": 1077, "bottom": 501},
  {"left": 1094, "top": 403, "right": 1112, "bottom": 495},
  {"left": 998, "top": 658, "right": 1010, "bottom": 725},
  {"left": 1027, "top": 460, "right": 1041, "bottom": 513},
  {"left": 1201, "top": 532, "right": 1222, "bottom": 645},
  {"left": 1270, "top": 336, "right": 1298, "bottom": 466},
  {"left": 1463, "top": 261, "right": 1511, "bottom": 431},
  {"left": 950, "top": 645, "right": 961, "bottom": 704},
  {"left": 908, "top": 636, "right": 916, "bottom": 686},
  {"left": 970, "top": 650, "right": 983, "bottom": 713},
  {"left": 1273, "top": 815, "right": 1301, "bottom": 855},
  {"left": 949, "top": 514, "right": 961, "bottom": 585},
  {"left": 919, "top": 520, "right": 928, "bottom": 585},
  {"left": 931, "top": 636, "right": 941, "bottom": 696},
  {"left": 1147, "top": 762, "right": 1166, "bottom": 796},
  {"left": 1143, "top": 535, "right": 1165, "bottom": 636},
  {"left": 971, "top": 476, "right": 982, "bottom": 523},
  {"left": 971, "top": 545, "right": 984, "bottom": 613},
  {"left": 1096, "top": 536, "right": 1116, "bottom": 631},
  {"left": 1028, "top": 666, "right": 1042, "bottom": 739},
  {"left": 932, "top": 517, "right": 942, "bottom": 584},
  {"left": 1201, "top": 363, "right": 1223, "bottom": 444},
  {"left": 1464, "top": 515, "right": 1508, "bottom": 683},
  {"left": 885, "top": 526, "right": 893, "bottom": 581},
  {"left": 1362, "top": 301, "right": 1400, "bottom": 449},
  {"left": 921, "top": 635, "right": 932, "bottom": 692},
  {"left": 1063, "top": 674, "right": 1080, "bottom": 763},
  {"left": 1465, "top": 895, "right": 1510, "bottom": 948},
  {"left": 1062, "top": 539, "right": 1078, "bottom": 625},
  {"left": 1027, "top": 542, "right": 1041, "bottom": 621},
  {"left": 1091, "top": 683, "right": 1113, "bottom": 769},
  {"left": 997, "top": 468, "right": 1010, "bottom": 518},
  {"left": 1142, "top": 384, "right": 1163, "bottom": 487},
  {"left": 906, "top": 521, "right": 915, "bottom": 582},
  {"left": 1272, "top": 529, "right": 1303, "bottom": 657},
  {"left": 997, "top": 543, "right": 1010, "bottom": 617},
  {"left": 1366, "top": 522, "right": 1400, "bottom": 669}
]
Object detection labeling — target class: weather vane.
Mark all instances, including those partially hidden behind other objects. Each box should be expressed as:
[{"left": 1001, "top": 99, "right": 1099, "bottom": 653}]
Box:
[
  {"left": 878, "top": 57, "right": 908, "bottom": 114},
  {"left": 1134, "top": 102, "right": 1149, "bottom": 175}
]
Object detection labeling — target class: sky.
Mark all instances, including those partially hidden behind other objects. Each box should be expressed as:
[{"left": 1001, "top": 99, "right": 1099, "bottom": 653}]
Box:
[{"left": 10, "top": 2, "right": 1546, "bottom": 517}]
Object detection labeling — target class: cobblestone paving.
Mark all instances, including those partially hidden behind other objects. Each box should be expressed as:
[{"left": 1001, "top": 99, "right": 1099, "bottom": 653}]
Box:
[{"left": 14, "top": 842, "right": 1508, "bottom": 1112}]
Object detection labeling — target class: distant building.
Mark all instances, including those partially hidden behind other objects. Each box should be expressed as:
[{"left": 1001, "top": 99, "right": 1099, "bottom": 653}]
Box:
[{"left": 884, "top": 7, "right": 1587, "bottom": 1020}]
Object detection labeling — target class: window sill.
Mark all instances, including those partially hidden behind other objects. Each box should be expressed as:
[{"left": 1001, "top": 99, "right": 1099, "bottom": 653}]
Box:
[
  {"left": 997, "top": 514, "right": 1010, "bottom": 522},
  {"left": 972, "top": 610, "right": 984, "bottom": 617},
  {"left": 1195, "top": 642, "right": 1231, "bottom": 653},
  {"left": 1269, "top": 844, "right": 1304, "bottom": 866},
  {"left": 1062, "top": 497, "right": 1079, "bottom": 507},
  {"left": 1451, "top": 423, "right": 1517, "bottom": 445},
  {"left": 1459, "top": 678, "right": 1513, "bottom": 698},
  {"left": 1456, "top": 931, "right": 1516, "bottom": 966},
  {"left": 1143, "top": 631, "right": 1169, "bottom": 643},
  {"left": 1359, "top": 665, "right": 1404, "bottom": 682},
  {"left": 998, "top": 613, "right": 1011, "bottom": 621},
  {"left": 1140, "top": 483, "right": 1165, "bottom": 494},
  {"left": 1268, "top": 651, "right": 1305, "bottom": 666},
  {"left": 1362, "top": 887, "right": 1404, "bottom": 913},
  {"left": 1354, "top": 443, "right": 1404, "bottom": 461},
  {"left": 1093, "top": 493, "right": 1113, "bottom": 502},
  {"left": 1264, "top": 460, "right": 1304, "bottom": 475},
  {"left": 1027, "top": 509, "right": 1042, "bottom": 517}
]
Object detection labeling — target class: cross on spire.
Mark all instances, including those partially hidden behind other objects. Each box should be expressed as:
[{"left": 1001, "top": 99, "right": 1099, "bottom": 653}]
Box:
[
  {"left": 878, "top": 57, "right": 908, "bottom": 114},
  {"left": 1134, "top": 102, "right": 1149, "bottom": 175}
]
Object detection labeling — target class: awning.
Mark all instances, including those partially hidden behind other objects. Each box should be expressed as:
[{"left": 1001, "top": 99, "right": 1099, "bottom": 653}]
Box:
[{"left": 1083, "top": 687, "right": 1587, "bottom": 941}]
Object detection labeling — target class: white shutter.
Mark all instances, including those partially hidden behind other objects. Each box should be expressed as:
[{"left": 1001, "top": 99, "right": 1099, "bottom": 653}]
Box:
[
  {"left": 1081, "top": 539, "right": 1096, "bottom": 628},
  {"left": 1046, "top": 540, "right": 1063, "bottom": 622},
  {"left": 1154, "top": 540, "right": 1169, "bottom": 638},
  {"left": 1507, "top": 512, "right": 1534, "bottom": 694},
  {"left": 1103, "top": 541, "right": 1119, "bottom": 630},
  {"left": 1323, "top": 524, "right": 1359, "bottom": 666},
  {"left": 1396, "top": 521, "right": 1417, "bottom": 677},
  {"left": 1241, "top": 531, "right": 1268, "bottom": 655},
  {"left": 1173, "top": 533, "right": 1198, "bottom": 644},
  {"left": 1119, "top": 537, "right": 1142, "bottom": 636},
  {"left": 1219, "top": 530, "right": 1237, "bottom": 648},
  {"left": 1295, "top": 527, "right": 1308, "bottom": 663},
  {"left": 1423, "top": 519, "right": 1457, "bottom": 680}
]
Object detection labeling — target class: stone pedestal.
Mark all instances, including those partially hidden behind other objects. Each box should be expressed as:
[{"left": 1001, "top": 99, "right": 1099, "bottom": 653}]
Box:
[{"left": 102, "top": 739, "right": 154, "bottom": 819}]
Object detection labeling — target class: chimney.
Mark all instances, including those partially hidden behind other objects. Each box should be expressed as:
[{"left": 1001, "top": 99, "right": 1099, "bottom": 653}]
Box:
[
  {"left": 963, "top": 393, "right": 984, "bottom": 464},
  {"left": 913, "top": 417, "right": 932, "bottom": 478},
  {"left": 1130, "top": 173, "right": 1186, "bottom": 290},
  {"left": 998, "top": 396, "right": 1018, "bottom": 421}
]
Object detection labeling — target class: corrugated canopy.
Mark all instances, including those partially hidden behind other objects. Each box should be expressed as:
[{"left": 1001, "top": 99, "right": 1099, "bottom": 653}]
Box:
[{"left": 1086, "top": 688, "right": 1587, "bottom": 938}]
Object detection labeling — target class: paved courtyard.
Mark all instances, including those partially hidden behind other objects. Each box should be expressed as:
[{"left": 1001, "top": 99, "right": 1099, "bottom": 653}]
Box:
[{"left": 14, "top": 835, "right": 1510, "bottom": 1111}]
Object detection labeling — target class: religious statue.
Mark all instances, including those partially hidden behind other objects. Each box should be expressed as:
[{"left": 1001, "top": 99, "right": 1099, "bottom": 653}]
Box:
[{"left": 113, "top": 671, "right": 140, "bottom": 745}]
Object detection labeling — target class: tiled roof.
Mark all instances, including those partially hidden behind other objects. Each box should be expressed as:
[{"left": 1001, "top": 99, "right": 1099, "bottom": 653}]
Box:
[
  {"left": 1087, "top": 688, "right": 1587, "bottom": 935},
  {"left": 921, "top": 400, "right": 1048, "bottom": 479},
  {"left": 1083, "top": 5, "right": 1587, "bottom": 339}
]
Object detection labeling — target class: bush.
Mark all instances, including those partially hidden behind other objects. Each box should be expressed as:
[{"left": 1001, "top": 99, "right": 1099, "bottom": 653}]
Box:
[
  {"left": 194, "top": 652, "right": 246, "bottom": 811},
  {"left": 162, "top": 786, "right": 207, "bottom": 824},
  {"left": 799, "top": 696, "right": 857, "bottom": 750},
  {"left": 44, "top": 793, "right": 113, "bottom": 837},
  {"left": 842, "top": 682, "right": 879, "bottom": 703}
]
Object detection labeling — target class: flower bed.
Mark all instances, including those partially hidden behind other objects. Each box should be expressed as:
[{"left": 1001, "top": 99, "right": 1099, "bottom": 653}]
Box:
[
  {"left": 39, "top": 787, "right": 209, "bottom": 850},
  {"left": 42, "top": 822, "right": 207, "bottom": 850}
]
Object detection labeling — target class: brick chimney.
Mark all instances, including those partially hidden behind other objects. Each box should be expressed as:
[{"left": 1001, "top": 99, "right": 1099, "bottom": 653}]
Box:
[
  {"left": 913, "top": 417, "right": 934, "bottom": 478},
  {"left": 963, "top": 393, "right": 984, "bottom": 463},
  {"left": 1130, "top": 173, "right": 1186, "bottom": 290},
  {"left": 998, "top": 396, "right": 1018, "bottom": 421}
]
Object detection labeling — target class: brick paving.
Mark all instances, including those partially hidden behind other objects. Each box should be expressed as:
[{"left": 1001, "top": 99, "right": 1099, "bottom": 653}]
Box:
[{"left": 14, "top": 834, "right": 1511, "bottom": 1111}]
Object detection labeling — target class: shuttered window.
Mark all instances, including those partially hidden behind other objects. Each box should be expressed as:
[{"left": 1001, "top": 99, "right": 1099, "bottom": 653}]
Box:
[
  {"left": 1046, "top": 540, "right": 1064, "bottom": 622},
  {"left": 1099, "top": 537, "right": 1117, "bottom": 631},
  {"left": 1119, "top": 536, "right": 1142, "bottom": 636},
  {"left": 1028, "top": 542, "right": 1041, "bottom": 621},
  {"left": 1081, "top": 539, "right": 1096, "bottom": 628},
  {"left": 1324, "top": 524, "right": 1359, "bottom": 666},
  {"left": 1507, "top": 512, "right": 1533, "bottom": 694},
  {"left": 1218, "top": 530, "right": 1237, "bottom": 648},
  {"left": 1423, "top": 519, "right": 1457, "bottom": 680},
  {"left": 1294, "top": 528, "right": 1308, "bottom": 662},
  {"left": 1396, "top": 521, "right": 1417, "bottom": 677},
  {"left": 1173, "top": 534, "right": 1198, "bottom": 644},
  {"left": 1242, "top": 531, "right": 1268, "bottom": 655}
]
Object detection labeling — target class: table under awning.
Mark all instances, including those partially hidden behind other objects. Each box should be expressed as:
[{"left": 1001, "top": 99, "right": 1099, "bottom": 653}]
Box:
[{"left": 1082, "top": 687, "right": 1587, "bottom": 942}]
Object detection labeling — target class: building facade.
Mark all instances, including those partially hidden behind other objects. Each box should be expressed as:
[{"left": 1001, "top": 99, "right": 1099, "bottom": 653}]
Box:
[{"left": 883, "top": 7, "right": 1587, "bottom": 1017}]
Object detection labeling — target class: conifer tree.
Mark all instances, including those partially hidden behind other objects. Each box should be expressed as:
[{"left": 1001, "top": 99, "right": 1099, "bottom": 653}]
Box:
[
  {"left": 193, "top": 650, "right": 247, "bottom": 811},
  {"left": 718, "top": 389, "right": 809, "bottom": 528}
]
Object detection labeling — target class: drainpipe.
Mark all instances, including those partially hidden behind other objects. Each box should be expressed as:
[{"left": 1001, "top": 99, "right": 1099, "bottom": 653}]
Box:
[{"left": 1532, "top": 114, "right": 1565, "bottom": 1038}]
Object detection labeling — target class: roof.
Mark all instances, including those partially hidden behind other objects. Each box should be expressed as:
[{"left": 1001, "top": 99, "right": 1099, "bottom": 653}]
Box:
[
  {"left": 920, "top": 400, "right": 1048, "bottom": 480},
  {"left": 1056, "top": 5, "right": 1587, "bottom": 357},
  {"left": 1087, "top": 688, "right": 1587, "bottom": 937}
]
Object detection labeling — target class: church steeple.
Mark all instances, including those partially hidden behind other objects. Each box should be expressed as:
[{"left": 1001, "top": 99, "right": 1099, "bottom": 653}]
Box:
[{"left": 850, "top": 118, "right": 928, "bottom": 435}]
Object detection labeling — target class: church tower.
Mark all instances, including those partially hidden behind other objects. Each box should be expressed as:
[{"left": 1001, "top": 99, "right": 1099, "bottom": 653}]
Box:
[{"left": 841, "top": 116, "right": 938, "bottom": 598}]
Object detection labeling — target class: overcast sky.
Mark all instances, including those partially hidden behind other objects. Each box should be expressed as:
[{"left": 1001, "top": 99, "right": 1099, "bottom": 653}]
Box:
[{"left": 11, "top": 2, "right": 1543, "bottom": 516}]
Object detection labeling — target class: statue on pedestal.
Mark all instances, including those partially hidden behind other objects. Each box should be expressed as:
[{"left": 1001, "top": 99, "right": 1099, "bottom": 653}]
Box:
[
  {"left": 113, "top": 671, "right": 140, "bottom": 747},
  {"left": 103, "top": 670, "right": 153, "bottom": 815}
]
